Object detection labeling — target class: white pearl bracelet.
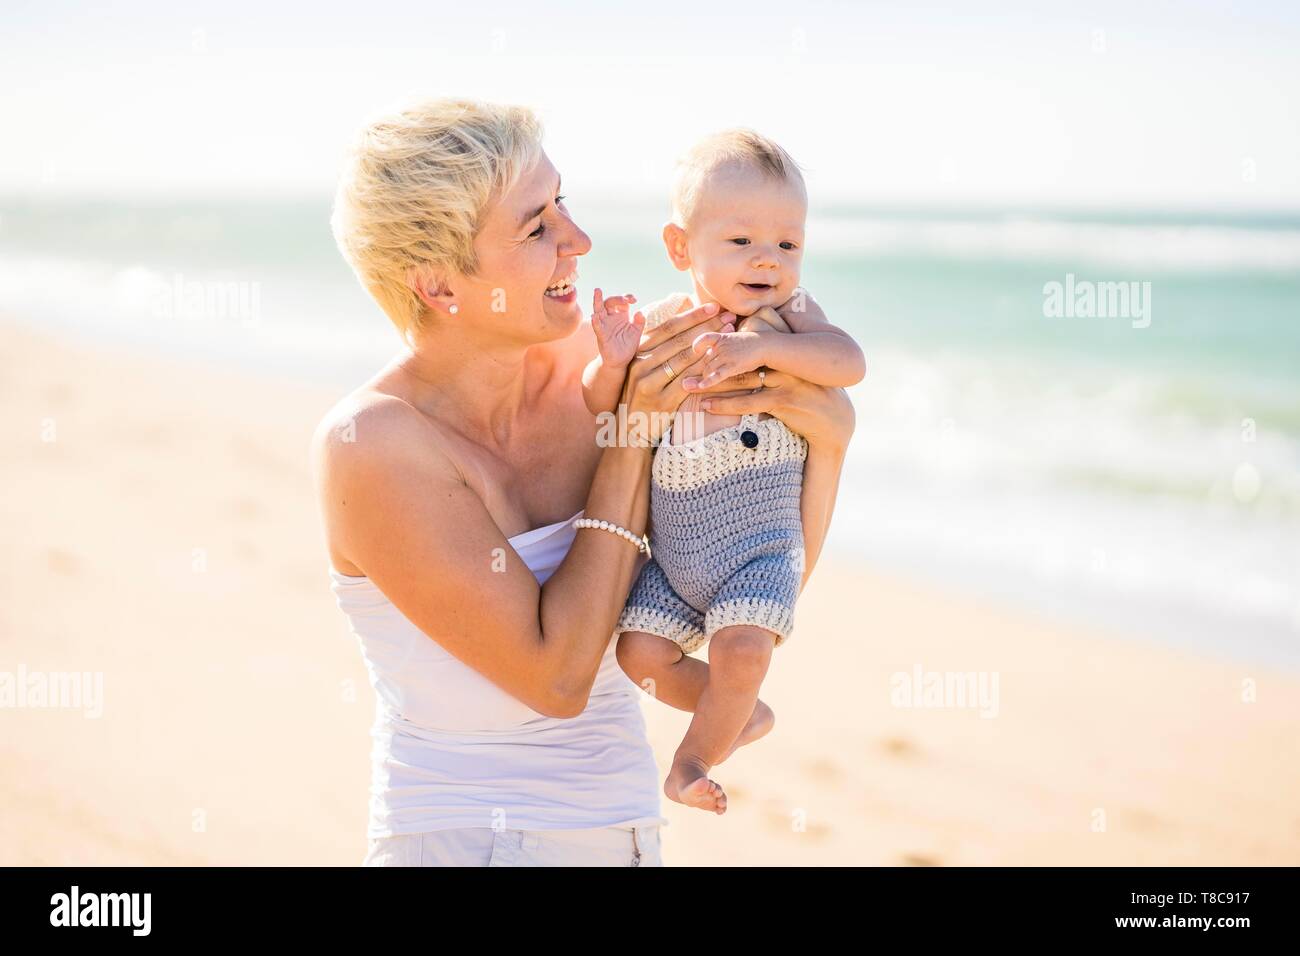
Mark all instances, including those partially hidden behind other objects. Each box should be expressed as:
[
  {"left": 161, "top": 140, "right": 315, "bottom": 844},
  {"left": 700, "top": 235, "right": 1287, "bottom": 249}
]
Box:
[{"left": 572, "top": 517, "right": 652, "bottom": 558}]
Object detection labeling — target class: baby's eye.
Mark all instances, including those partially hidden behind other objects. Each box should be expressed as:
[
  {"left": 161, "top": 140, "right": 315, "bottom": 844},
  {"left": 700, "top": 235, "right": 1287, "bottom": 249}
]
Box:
[
  {"left": 731, "top": 238, "right": 750, "bottom": 246},
  {"left": 780, "top": 241, "right": 798, "bottom": 251}
]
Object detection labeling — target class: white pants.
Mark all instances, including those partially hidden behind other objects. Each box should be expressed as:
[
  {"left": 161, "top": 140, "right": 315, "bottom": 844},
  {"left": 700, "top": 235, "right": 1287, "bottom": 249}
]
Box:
[{"left": 362, "top": 824, "right": 664, "bottom": 867}]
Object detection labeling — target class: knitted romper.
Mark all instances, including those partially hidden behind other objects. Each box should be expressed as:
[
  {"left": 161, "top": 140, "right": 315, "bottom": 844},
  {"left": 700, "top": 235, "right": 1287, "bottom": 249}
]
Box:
[{"left": 616, "top": 293, "right": 808, "bottom": 654}]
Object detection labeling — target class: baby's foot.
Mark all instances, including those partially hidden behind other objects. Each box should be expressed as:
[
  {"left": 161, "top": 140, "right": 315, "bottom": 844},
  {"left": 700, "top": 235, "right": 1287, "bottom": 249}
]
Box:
[
  {"left": 719, "top": 698, "right": 775, "bottom": 764},
  {"left": 664, "top": 757, "right": 727, "bottom": 815}
]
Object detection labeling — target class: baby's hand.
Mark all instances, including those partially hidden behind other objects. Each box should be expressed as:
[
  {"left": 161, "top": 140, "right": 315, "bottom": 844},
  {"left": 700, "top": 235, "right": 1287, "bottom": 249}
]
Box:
[
  {"left": 741, "top": 305, "right": 792, "bottom": 334},
  {"left": 682, "top": 323, "right": 777, "bottom": 391},
  {"left": 590, "top": 288, "right": 644, "bottom": 369},
  {"left": 775, "top": 287, "right": 827, "bottom": 328}
]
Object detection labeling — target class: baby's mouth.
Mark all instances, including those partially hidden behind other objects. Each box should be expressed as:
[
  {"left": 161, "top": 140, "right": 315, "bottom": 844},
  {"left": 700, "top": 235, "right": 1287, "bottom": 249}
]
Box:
[{"left": 741, "top": 282, "right": 775, "bottom": 293}]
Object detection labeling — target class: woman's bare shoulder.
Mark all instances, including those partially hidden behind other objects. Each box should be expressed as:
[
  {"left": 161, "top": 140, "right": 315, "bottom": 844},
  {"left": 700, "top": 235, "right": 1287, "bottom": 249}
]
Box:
[
  {"left": 311, "top": 383, "right": 462, "bottom": 490},
  {"left": 312, "top": 383, "right": 473, "bottom": 575}
]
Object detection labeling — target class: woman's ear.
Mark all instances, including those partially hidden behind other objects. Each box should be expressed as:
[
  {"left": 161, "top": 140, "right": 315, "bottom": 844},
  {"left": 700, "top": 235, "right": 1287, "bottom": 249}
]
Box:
[
  {"left": 662, "top": 222, "right": 691, "bottom": 272},
  {"left": 408, "top": 268, "right": 460, "bottom": 316}
]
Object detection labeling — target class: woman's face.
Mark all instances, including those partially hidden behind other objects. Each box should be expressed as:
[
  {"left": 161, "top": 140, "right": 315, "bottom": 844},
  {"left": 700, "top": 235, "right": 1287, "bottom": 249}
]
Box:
[{"left": 458, "top": 150, "right": 591, "bottom": 342}]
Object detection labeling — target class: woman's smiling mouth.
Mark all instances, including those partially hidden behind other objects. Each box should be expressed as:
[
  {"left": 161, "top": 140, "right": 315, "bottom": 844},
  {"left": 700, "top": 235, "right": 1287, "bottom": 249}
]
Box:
[{"left": 544, "top": 271, "right": 578, "bottom": 301}]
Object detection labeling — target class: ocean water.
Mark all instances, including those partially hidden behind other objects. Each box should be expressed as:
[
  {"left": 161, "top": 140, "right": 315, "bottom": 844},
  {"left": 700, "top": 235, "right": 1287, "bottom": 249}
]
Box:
[{"left": 3, "top": 196, "right": 1298, "bottom": 668}]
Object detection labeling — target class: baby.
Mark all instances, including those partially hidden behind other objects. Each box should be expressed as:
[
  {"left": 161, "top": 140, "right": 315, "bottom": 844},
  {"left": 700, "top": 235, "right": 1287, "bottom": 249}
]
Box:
[{"left": 582, "top": 130, "right": 865, "bottom": 814}]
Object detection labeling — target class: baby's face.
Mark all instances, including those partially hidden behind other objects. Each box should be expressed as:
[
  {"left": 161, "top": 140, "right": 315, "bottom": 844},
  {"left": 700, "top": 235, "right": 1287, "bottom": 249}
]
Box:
[{"left": 680, "top": 164, "right": 806, "bottom": 317}]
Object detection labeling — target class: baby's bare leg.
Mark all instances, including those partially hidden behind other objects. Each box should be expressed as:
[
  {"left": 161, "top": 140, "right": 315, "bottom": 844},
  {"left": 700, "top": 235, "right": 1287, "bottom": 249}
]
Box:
[
  {"left": 664, "top": 624, "right": 776, "bottom": 814},
  {"left": 615, "top": 630, "right": 694, "bottom": 705},
  {"left": 615, "top": 630, "right": 774, "bottom": 762}
]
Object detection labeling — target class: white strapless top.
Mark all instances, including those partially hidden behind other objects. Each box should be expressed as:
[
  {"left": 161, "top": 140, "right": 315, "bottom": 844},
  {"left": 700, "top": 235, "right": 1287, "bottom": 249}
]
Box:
[{"left": 329, "top": 509, "right": 667, "bottom": 836}]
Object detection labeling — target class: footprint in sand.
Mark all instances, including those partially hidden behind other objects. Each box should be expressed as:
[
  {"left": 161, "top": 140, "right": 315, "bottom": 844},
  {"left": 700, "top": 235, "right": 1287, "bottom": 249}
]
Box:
[
  {"left": 804, "top": 758, "right": 844, "bottom": 783},
  {"left": 880, "top": 736, "right": 918, "bottom": 759},
  {"left": 233, "top": 538, "right": 261, "bottom": 561},
  {"left": 1121, "top": 807, "right": 1166, "bottom": 832},
  {"left": 47, "top": 549, "right": 80, "bottom": 575},
  {"left": 230, "top": 495, "right": 267, "bottom": 521},
  {"left": 44, "top": 383, "right": 77, "bottom": 409},
  {"left": 761, "top": 800, "right": 832, "bottom": 839}
]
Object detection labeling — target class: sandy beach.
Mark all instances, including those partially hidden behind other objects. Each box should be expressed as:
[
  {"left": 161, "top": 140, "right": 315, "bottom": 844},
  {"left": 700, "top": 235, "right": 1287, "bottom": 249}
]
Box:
[{"left": 2, "top": 321, "right": 1297, "bottom": 866}]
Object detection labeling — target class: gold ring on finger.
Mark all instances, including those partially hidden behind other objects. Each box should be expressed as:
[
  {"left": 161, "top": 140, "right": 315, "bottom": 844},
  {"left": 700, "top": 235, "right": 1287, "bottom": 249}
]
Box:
[{"left": 663, "top": 361, "right": 676, "bottom": 381}]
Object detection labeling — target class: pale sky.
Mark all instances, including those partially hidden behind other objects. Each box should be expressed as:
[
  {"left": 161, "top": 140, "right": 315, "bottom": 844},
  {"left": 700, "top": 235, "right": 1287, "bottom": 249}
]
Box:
[{"left": 3, "top": 0, "right": 1298, "bottom": 207}]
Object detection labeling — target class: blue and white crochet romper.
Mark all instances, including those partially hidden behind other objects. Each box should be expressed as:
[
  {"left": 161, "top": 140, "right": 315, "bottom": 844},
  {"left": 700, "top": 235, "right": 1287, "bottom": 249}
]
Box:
[{"left": 616, "top": 294, "right": 808, "bottom": 653}]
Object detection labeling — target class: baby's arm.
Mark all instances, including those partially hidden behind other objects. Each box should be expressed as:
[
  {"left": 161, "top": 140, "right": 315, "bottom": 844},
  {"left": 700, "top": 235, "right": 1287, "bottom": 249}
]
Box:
[
  {"left": 736, "top": 306, "right": 792, "bottom": 334},
  {"left": 765, "top": 294, "right": 866, "bottom": 387},
  {"left": 582, "top": 355, "right": 627, "bottom": 416},
  {"left": 581, "top": 289, "right": 645, "bottom": 415},
  {"left": 688, "top": 292, "right": 866, "bottom": 390}
]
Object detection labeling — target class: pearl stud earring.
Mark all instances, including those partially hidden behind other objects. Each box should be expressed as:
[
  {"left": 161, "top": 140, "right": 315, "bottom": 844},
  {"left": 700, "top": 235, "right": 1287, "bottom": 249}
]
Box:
[{"left": 449, "top": 304, "right": 459, "bottom": 315}]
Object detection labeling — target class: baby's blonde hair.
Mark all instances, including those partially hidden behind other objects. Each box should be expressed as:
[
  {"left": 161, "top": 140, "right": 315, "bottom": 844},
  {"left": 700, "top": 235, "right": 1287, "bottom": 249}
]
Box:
[
  {"left": 330, "top": 97, "right": 544, "bottom": 340},
  {"left": 670, "top": 128, "right": 805, "bottom": 227}
]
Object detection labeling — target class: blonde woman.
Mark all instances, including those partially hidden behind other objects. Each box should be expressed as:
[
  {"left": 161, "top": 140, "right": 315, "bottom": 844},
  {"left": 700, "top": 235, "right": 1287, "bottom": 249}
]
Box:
[{"left": 314, "top": 98, "right": 856, "bottom": 866}]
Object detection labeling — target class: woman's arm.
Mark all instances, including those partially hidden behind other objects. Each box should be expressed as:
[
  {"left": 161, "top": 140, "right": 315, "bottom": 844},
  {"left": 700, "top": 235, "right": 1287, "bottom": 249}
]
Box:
[
  {"left": 795, "top": 412, "right": 851, "bottom": 590},
  {"left": 314, "top": 398, "right": 650, "bottom": 719},
  {"left": 312, "top": 304, "right": 730, "bottom": 719}
]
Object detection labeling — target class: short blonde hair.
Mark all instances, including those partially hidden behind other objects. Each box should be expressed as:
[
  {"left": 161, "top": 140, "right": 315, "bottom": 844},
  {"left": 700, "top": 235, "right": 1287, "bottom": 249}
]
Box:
[
  {"left": 331, "top": 98, "right": 544, "bottom": 339},
  {"left": 670, "top": 128, "right": 805, "bottom": 227}
]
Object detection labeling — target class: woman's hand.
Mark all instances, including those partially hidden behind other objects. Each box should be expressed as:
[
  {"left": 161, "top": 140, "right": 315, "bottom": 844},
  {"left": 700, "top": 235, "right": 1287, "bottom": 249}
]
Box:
[
  {"left": 618, "top": 302, "right": 735, "bottom": 447},
  {"left": 690, "top": 368, "right": 856, "bottom": 453}
]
